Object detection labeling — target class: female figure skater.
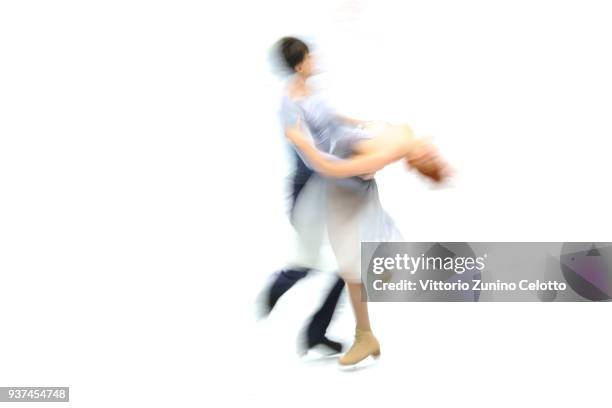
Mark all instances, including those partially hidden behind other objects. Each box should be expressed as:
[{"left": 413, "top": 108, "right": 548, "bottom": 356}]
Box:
[{"left": 275, "top": 37, "right": 450, "bottom": 366}]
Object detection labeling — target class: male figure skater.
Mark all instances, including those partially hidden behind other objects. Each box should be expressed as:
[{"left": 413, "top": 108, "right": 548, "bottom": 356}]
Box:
[{"left": 258, "top": 37, "right": 346, "bottom": 355}]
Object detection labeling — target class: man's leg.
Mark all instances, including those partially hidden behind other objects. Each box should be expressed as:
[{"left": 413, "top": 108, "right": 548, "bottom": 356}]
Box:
[
  {"left": 303, "top": 275, "right": 345, "bottom": 353},
  {"left": 262, "top": 164, "right": 346, "bottom": 353},
  {"left": 289, "top": 171, "right": 345, "bottom": 353},
  {"left": 260, "top": 173, "right": 312, "bottom": 316},
  {"left": 264, "top": 267, "right": 310, "bottom": 314}
]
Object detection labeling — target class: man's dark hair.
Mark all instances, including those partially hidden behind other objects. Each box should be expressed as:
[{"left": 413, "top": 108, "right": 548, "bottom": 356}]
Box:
[{"left": 277, "top": 37, "right": 309, "bottom": 72}]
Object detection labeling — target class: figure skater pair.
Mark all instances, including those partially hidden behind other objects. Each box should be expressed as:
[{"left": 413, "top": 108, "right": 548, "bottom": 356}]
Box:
[{"left": 260, "top": 36, "right": 451, "bottom": 367}]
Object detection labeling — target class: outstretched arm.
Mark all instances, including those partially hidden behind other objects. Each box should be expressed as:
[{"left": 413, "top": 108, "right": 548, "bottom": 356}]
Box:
[{"left": 285, "top": 119, "right": 404, "bottom": 179}]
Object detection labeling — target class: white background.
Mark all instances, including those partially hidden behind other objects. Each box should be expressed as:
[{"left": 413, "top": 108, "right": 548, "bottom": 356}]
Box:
[{"left": 0, "top": 0, "right": 611, "bottom": 407}]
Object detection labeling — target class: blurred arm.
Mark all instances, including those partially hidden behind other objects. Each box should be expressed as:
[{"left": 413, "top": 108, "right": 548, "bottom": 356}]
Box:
[{"left": 285, "top": 120, "right": 405, "bottom": 179}]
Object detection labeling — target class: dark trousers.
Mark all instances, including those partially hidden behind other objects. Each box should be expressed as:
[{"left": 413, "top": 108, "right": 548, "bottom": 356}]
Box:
[{"left": 267, "top": 170, "right": 345, "bottom": 344}]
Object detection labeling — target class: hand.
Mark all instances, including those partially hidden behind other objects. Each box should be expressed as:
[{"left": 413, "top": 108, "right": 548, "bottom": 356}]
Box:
[{"left": 285, "top": 117, "right": 303, "bottom": 144}]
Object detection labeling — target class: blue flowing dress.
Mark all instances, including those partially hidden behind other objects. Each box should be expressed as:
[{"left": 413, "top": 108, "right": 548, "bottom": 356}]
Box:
[{"left": 281, "top": 92, "right": 402, "bottom": 282}]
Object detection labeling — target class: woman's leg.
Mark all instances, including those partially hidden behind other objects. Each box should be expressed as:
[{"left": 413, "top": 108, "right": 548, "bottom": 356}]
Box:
[
  {"left": 326, "top": 184, "right": 380, "bottom": 365},
  {"left": 346, "top": 281, "right": 371, "bottom": 331},
  {"left": 339, "top": 278, "right": 380, "bottom": 365}
]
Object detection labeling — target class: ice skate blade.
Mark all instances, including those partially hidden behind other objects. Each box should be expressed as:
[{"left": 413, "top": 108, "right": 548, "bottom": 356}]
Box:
[{"left": 337, "top": 355, "right": 379, "bottom": 371}]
